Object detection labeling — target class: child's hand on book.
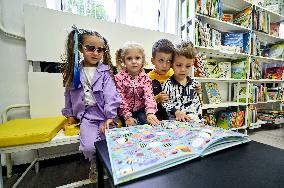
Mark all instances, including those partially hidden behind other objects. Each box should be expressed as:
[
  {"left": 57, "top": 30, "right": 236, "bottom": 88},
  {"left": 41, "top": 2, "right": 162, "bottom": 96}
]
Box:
[
  {"left": 155, "top": 92, "right": 169, "bottom": 103},
  {"left": 100, "top": 119, "right": 117, "bottom": 134},
  {"left": 175, "top": 111, "right": 192, "bottom": 122},
  {"left": 147, "top": 113, "right": 160, "bottom": 125},
  {"left": 125, "top": 117, "right": 137, "bottom": 126},
  {"left": 63, "top": 116, "right": 77, "bottom": 130}
]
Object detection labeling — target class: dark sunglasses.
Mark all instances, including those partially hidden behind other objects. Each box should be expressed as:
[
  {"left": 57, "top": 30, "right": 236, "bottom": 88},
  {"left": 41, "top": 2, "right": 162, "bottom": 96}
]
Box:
[{"left": 82, "top": 45, "right": 106, "bottom": 53}]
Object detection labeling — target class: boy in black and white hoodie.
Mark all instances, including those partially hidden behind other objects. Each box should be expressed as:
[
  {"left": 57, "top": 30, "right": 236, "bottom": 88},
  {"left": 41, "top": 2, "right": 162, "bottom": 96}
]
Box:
[{"left": 162, "top": 41, "right": 202, "bottom": 122}]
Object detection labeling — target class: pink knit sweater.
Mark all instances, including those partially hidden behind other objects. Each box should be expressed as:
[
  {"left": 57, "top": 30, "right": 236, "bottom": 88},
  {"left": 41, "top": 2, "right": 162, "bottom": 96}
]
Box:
[{"left": 115, "top": 69, "right": 157, "bottom": 120}]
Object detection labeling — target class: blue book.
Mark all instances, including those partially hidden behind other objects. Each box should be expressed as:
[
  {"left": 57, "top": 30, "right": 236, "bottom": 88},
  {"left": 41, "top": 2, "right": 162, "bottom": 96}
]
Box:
[{"left": 105, "top": 120, "right": 250, "bottom": 185}]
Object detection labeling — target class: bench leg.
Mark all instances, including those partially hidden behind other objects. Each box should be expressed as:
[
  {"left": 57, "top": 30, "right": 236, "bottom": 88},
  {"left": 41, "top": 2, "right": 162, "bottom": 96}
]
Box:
[
  {"left": 1, "top": 154, "right": 3, "bottom": 188},
  {"left": 35, "top": 149, "right": 39, "bottom": 174},
  {"left": 5, "top": 154, "right": 12, "bottom": 178},
  {"left": 35, "top": 162, "right": 39, "bottom": 174}
]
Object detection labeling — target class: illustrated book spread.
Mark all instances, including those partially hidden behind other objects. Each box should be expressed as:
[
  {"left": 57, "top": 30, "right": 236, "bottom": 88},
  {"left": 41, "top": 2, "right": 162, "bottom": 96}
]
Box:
[{"left": 105, "top": 120, "right": 250, "bottom": 185}]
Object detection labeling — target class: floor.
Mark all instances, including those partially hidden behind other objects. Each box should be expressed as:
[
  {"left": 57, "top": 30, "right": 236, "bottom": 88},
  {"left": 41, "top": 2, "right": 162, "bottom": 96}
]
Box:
[{"left": 3, "top": 125, "right": 284, "bottom": 188}]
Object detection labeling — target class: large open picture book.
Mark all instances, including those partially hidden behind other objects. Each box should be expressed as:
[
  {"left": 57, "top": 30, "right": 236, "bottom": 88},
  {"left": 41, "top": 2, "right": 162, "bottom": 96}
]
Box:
[{"left": 105, "top": 120, "right": 250, "bottom": 185}]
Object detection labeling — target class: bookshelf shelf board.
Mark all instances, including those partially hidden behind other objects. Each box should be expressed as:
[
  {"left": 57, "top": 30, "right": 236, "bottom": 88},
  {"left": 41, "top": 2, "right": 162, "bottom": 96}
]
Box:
[
  {"left": 258, "top": 100, "right": 282, "bottom": 104},
  {"left": 196, "top": 13, "right": 251, "bottom": 32},
  {"left": 222, "top": 0, "right": 251, "bottom": 12},
  {"left": 196, "top": 46, "right": 249, "bottom": 59},
  {"left": 248, "top": 79, "right": 284, "bottom": 83},
  {"left": 249, "top": 120, "right": 267, "bottom": 129},
  {"left": 248, "top": 1, "right": 284, "bottom": 23},
  {"left": 254, "top": 30, "right": 284, "bottom": 44},
  {"left": 195, "top": 77, "right": 247, "bottom": 82},
  {"left": 202, "top": 102, "right": 246, "bottom": 109},
  {"left": 230, "top": 126, "right": 247, "bottom": 131},
  {"left": 251, "top": 55, "right": 284, "bottom": 64},
  {"left": 248, "top": 100, "right": 281, "bottom": 105}
]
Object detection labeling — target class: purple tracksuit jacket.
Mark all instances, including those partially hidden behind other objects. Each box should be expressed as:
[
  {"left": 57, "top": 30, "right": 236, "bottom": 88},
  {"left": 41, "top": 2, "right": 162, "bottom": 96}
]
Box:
[{"left": 62, "top": 63, "right": 121, "bottom": 160}]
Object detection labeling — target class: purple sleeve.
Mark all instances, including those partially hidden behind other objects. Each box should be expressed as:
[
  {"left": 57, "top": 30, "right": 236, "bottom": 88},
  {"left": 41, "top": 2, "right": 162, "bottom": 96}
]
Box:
[
  {"left": 61, "top": 89, "right": 74, "bottom": 117},
  {"left": 103, "top": 72, "right": 121, "bottom": 119}
]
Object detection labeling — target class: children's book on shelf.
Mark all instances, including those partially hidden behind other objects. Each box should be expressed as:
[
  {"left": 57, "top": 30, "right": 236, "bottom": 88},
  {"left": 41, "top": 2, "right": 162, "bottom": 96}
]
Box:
[
  {"left": 219, "top": 61, "right": 231, "bottom": 78},
  {"left": 216, "top": 110, "right": 245, "bottom": 129},
  {"left": 105, "top": 120, "right": 250, "bottom": 185},
  {"left": 207, "top": 58, "right": 221, "bottom": 78},
  {"left": 203, "top": 82, "right": 222, "bottom": 104},
  {"left": 231, "top": 59, "right": 248, "bottom": 79},
  {"left": 233, "top": 83, "right": 251, "bottom": 103}
]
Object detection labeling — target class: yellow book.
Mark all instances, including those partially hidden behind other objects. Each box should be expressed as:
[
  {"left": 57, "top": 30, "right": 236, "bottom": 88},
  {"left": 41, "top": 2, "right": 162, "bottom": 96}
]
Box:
[{"left": 64, "top": 124, "right": 80, "bottom": 136}]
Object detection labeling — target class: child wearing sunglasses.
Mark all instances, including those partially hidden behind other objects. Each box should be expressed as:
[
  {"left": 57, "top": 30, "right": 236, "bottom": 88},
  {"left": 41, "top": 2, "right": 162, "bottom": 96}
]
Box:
[
  {"left": 61, "top": 26, "right": 121, "bottom": 182},
  {"left": 115, "top": 42, "right": 160, "bottom": 126}
]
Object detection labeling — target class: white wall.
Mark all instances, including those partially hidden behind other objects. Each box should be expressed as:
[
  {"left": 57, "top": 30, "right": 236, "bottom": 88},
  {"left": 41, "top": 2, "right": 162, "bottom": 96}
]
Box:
[
  {"left": 0, "top": 0, "right": 46, "bottom": 166},
  {"left": 0, "top": 0, "right": 46, "bottom": 121},
  {"left": 0, "top": 1, "right": 179, "bottom": 167}
]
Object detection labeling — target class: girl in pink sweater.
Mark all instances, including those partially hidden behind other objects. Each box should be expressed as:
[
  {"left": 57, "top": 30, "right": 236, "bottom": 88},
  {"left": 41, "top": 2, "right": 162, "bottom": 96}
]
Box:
[{"left": 115, "top": 42, "right": 160, "bottom": 126}]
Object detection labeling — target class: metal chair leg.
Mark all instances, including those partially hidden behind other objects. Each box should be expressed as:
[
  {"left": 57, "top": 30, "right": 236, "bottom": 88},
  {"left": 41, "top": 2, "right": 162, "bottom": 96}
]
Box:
[{"left": 5, "top": 154, "right": 12, "bottom": 178}]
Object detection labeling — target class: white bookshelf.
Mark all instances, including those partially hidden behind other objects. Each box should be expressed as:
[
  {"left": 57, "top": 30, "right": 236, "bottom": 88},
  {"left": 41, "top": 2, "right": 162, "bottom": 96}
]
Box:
[{"left": 180, "top": 0, "right": 284, "bottom": 132}]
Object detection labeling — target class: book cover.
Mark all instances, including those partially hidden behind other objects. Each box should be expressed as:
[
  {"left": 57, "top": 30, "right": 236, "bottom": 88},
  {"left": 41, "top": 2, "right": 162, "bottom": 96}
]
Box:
[
  {"left": 203, "top": 82, "right": 222, "bottom": 104},
  {"left": 219, "top": 61, "right": 231, "bottom": 78},
  {"left": 207, "top": 59, "right": 221, "bottom": 78},
  {"left": 233, "top": 83, "right": 247, "bottom": 103},
  {"left": 231, "top": 59, "right": 247, "bottom": 79},
  {"left": 105, "top": 121, "right": 250, "bottom": 185}
]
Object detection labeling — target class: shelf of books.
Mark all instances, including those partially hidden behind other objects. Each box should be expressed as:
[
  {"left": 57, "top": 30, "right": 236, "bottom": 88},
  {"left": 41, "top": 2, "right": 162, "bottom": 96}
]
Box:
[{"left": 180, "top": 0, "right": 284, "bottom": 132}]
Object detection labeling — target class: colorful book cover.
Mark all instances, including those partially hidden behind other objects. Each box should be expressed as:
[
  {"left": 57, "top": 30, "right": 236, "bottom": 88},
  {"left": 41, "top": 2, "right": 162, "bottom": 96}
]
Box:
[
  {"left": 105, "top": 121, "right": 250, "bottom": 185},
  {"left": 231, "top": 59, "right": 247, "bottom": 79},
  {"left": 233, "top": 83, "right": 247, "bottom": 103},
  {"left": 207, "top": 59, "right": 221, "bottom": 78},
  {"left": 203, "top": 82, "right": 222, "bottom": 104},
  {"left": 219, "top": 61, "right": 231, "bottom": 78}
]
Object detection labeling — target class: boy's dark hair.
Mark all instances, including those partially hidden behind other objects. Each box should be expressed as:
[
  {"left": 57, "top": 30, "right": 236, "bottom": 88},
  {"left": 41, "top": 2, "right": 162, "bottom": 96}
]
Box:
[
  {"left": 62, "top": 26, "right": 113, "bottom": 88},
  {"left": 152, "top": 39, "right": 175, "bottom": 57},
  {"left": 174, "top": 41, "right": 196, "bottom": 60}
]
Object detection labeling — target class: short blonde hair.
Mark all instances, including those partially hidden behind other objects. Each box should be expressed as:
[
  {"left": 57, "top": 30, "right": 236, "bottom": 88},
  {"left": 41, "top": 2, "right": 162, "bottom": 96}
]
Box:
[{"left": 116, "top": 41, "right": 147, "bottom": 70}]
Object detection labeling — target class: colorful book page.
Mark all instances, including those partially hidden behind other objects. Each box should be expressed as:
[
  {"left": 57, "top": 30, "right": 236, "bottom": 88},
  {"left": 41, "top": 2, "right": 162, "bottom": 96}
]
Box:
[{"left": 105, "top": 120, "right": 249, "bottom": 185}]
